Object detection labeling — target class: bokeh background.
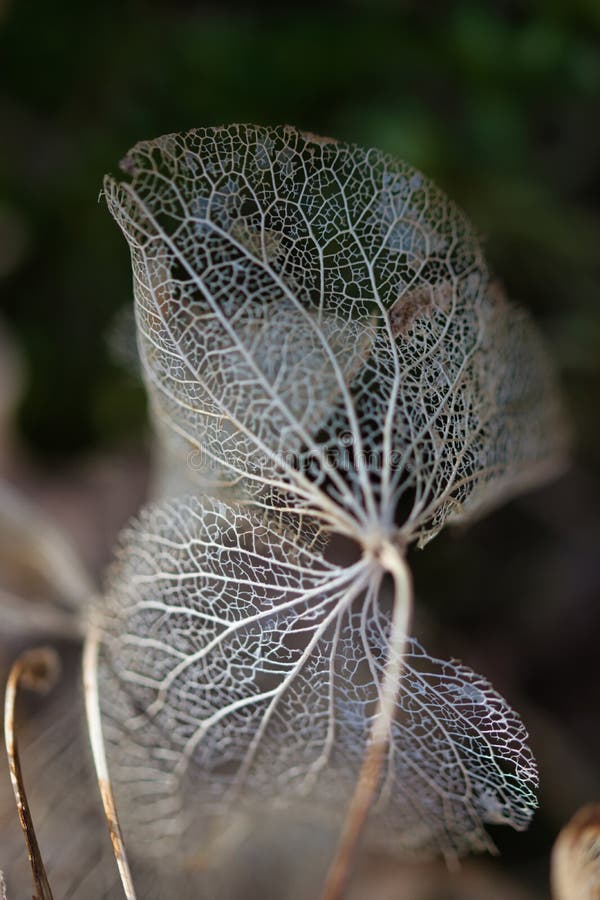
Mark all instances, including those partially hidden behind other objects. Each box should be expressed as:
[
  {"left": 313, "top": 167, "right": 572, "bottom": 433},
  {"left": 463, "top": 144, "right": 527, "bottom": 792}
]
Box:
[{"left": 0, "top": 1, "right": 599, "bottom": 898}]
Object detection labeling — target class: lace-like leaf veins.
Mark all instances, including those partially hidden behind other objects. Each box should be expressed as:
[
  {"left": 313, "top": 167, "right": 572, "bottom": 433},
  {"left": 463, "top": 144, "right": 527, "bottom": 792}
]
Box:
[
  {"left": 96, "top": 124, "right": 567, "bottom": 889},
  {"left": 98, "top": 496, "right": 537, "bottom": 868},
  {"left": 104, "top": 124, "right": 566, "bottom": 546}
]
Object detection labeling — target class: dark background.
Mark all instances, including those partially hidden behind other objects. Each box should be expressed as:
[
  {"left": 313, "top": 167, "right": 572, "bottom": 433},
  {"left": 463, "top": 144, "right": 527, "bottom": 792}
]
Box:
[{"left": 0, "top": 1, "right": 599, "bottom": 897}]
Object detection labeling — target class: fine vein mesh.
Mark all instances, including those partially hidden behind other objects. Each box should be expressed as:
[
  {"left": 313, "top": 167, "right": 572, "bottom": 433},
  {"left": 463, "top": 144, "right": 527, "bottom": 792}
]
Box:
[
  {"left": 104, "top": 123, "right": 567, "bottom": 545},
  {"left": 97, "top": 495, "right": 538, "bottom": 872}
]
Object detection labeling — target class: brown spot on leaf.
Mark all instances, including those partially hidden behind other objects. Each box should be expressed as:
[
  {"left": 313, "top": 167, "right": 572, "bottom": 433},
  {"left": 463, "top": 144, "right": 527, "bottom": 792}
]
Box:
[
  {"left": 389, "top": 281, "right": 454, "bottom": 337},
  {"left": 300, "top": 131, "right": 338, "bottom": 147}
]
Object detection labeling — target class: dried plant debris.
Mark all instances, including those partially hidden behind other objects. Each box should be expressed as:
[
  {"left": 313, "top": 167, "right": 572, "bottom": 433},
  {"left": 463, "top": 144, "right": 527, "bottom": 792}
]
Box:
[
  {"left": 552, "top": 804, "right": 600, "bottom": 900},
  {"left": 0, "top": 646, "right": 121, "bottom": 898}
]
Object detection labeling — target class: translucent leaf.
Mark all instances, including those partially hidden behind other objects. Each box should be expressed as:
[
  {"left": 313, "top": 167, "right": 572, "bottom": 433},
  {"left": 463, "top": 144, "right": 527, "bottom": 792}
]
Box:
[
  {"left": 95, "top": 495, "right": 537, "bottom": 884},
  {"left": 95, "top": 125, "right": 568, "bottom": 896},
  {"left": 104, "top": 124, "right": 567, "bottom": 544},
  {"left": 146, "top": 303, "right": 374, "bottom": 507}
]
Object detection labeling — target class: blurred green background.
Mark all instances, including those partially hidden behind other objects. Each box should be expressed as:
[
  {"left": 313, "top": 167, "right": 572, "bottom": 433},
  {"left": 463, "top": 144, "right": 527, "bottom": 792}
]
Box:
[
  {"left": 1, "top": 0, "right": 599, "bottom": 463},
  {"left": 1, "top": 1, "right": 599, "bottom": 897}
]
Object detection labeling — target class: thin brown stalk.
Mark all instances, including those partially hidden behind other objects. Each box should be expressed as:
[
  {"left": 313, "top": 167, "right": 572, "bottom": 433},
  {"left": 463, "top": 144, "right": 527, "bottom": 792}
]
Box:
[
  {"left": 3, "top": 647, "right": 60, "bottom": 900},
  {"left": 83, "top": 627, "right": 137, "bottom": 900},
  {"left": 320, "top": 547, "right": 412, "bottom": 900}
]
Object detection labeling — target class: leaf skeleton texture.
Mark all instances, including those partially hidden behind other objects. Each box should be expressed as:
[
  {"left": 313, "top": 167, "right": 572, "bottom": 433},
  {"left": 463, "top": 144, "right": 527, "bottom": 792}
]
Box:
[
  {"left": 97, "top": 495, "right": 538, "bottom": 871},
  {"left": 96, "top": 124, "right": 568, "bottom": 893},
  {"left": 103, "top": 123, "right": 567, "bottom": 546}
]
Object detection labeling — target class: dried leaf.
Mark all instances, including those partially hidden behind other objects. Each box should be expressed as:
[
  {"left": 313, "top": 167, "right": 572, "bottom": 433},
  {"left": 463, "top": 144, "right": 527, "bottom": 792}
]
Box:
[
  {"left": 104, "top": 124, "right": 567, "bottom": 545},
  {"left": 95, "top": 495, "right": 538, "bottom": 884},
  {"left": 0, "top": 479, "right": 94, "bottom": 617},
  {"left": 94, "top": 124, "right": 568, "bottom": 895}
]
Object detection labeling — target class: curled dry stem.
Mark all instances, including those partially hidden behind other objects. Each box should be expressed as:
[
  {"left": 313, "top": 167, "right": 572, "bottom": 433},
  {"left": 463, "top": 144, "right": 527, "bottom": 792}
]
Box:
[
  {"left": 3, "top": 646, "right": 61, "bottom": 900},
  {"left": 83, "top": 627, "right": 138, "bottom": 900},
  {"left": 321, "top": 548, "right": 413, "bottom": 900}
]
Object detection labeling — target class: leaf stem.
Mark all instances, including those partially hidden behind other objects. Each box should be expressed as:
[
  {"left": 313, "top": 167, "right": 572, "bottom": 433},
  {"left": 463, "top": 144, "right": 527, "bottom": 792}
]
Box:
[
  {"left": 320, "top": 548, "right": 413, "bottom": 900},
  {"left": 83, "top": 628, "right": 138, "bottom": 900},
  {"left": 4, "top": 647, "right": 60, "bottom": 900}
]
